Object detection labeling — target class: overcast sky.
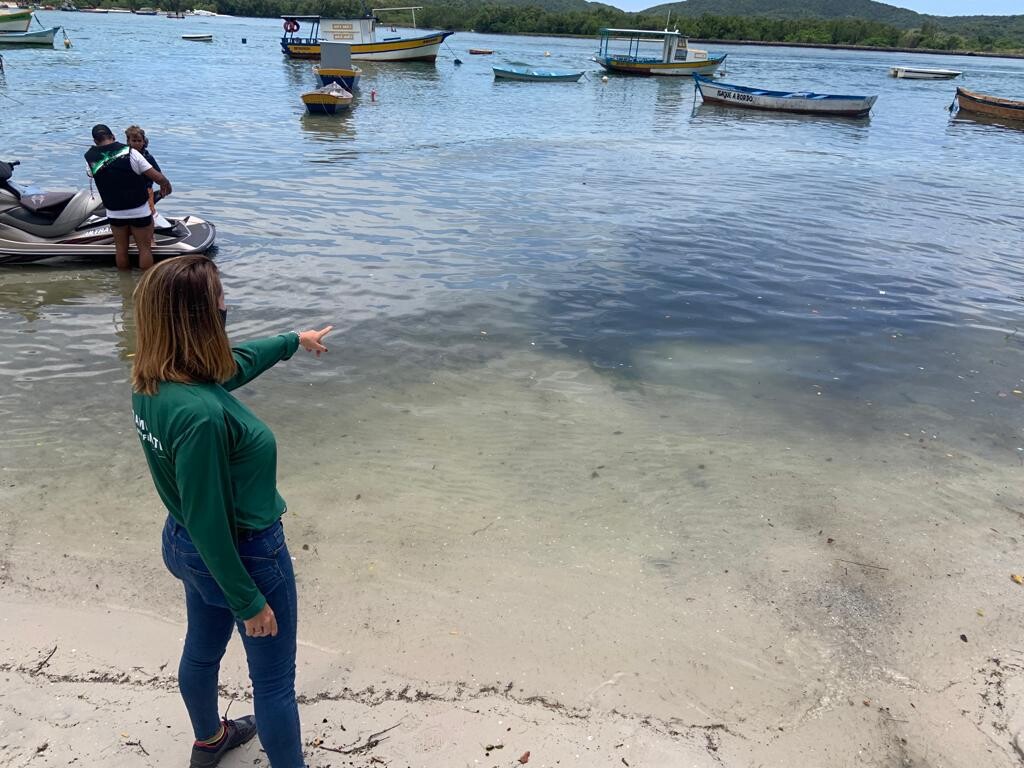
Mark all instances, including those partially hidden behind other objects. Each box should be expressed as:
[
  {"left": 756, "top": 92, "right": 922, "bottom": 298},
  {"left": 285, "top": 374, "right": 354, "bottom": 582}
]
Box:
[{"left": 614, "top": 1, "right": 1021, "bottom": 15}]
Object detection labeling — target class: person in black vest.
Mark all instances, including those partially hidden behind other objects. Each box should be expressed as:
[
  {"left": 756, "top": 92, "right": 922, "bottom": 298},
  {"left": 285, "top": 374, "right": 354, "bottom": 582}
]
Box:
[{"left": 85, "top": 124, "right": 172, "bottom": 270}]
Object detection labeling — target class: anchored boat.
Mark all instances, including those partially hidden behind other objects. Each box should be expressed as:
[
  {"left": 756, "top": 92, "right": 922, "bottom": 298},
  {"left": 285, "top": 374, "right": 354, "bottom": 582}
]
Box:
[
  {"left": 281, "top": 7, "right": 453, "bottom": 62},
  {"left": 594, "top": 28, "right": 725, "bottom": 77},
  {"left": 695, "top": 75, "right": 877, "bottom": 118},
  {"left": 492, "top": 64, "right": 583, "bottom": 82},
  {"left": 0, "top": 25, "right": 62, "bottom": 47},
  {"left": 301, "top": 82, "right": 354, "bottom": 115},
  {"left": 890, "top": 66, "right": 961, "bottom": 80},
  {"left": 0, "top": 7, "right": 32, "bottom": 32},
  {"left": 954, "top": 87, "right": 1024, "bottom": 122},
  {"left": 313, "top": 40, "right": 362, "bottom": 91}
]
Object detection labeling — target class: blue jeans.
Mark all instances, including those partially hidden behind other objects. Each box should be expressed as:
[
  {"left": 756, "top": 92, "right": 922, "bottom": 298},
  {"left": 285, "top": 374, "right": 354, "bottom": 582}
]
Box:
[{"left": 162, "top": 517, "right": 306, "bottom": 768}]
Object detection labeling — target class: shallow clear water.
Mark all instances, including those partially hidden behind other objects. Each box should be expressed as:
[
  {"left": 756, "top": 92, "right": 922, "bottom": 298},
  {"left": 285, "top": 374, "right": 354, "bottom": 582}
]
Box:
[{"left": 2, "top": 14, "right": 1023, "bottom": 458}]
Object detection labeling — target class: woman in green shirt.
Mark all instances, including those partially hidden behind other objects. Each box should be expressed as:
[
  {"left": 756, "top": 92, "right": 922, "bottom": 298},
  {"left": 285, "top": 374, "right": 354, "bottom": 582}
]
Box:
[{"left": 132, "top": 255, "right": 331, "bottom": 768}]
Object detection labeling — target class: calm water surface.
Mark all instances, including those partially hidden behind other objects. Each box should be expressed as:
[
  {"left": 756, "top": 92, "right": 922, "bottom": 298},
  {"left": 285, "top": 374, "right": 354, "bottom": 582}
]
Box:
[{"left": 1, "top": 13, "right": 1024, "bottom": 469}]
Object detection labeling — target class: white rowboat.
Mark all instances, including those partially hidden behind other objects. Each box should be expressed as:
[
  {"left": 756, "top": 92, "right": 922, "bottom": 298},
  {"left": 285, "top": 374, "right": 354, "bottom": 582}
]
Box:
[
  {"left": 890, "top": 66, "right": 961, "bottom": 80},
  {"left": 695, "top": 75, "right": 877, "bottom": 118},
  {"left": 0, "top": 26, "right": 60, "bottom": 46}
]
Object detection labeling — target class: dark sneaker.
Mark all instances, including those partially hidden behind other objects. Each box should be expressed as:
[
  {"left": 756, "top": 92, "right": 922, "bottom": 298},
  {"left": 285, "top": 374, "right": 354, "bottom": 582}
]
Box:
[{"left": 189, "top": 716, "right": 258, "bottom": 768}]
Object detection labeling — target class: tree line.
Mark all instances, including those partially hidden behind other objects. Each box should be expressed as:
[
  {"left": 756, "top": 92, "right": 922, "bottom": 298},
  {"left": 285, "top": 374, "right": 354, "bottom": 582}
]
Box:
[{"left": 94, "top": 0, "right": 1024, "bottom": 52}]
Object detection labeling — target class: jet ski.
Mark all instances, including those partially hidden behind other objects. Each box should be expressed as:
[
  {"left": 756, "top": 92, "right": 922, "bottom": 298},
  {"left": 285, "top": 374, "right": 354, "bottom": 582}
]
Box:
[{"left": 0, "top": 159, "right": 216, "bottom": 265}]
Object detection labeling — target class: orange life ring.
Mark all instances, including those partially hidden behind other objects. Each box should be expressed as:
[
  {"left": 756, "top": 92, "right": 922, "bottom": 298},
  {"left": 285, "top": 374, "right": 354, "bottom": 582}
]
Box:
[{"left": 283, "top": 19, "right": 299, "bottom": 33}]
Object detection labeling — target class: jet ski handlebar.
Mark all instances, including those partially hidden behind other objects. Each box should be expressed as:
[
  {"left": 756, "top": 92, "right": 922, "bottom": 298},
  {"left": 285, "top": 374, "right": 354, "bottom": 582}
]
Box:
[{"left": 0, "top": 160, "right": 20, "bottom": 182}]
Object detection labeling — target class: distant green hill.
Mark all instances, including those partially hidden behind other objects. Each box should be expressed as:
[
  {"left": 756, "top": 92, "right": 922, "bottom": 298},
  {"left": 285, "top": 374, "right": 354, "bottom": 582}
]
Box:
[
  {"left": 466, "top": 0, "right": 615, "bottom": 10},
  {"left": 643, "top": 0, "right": 924, "bottom": 27},
  {"left": 641, "top": 0, "right": 1024, "bottom": 47},
  {"left": 176, "top": 0, "right": 1024, "bottom": 51}
]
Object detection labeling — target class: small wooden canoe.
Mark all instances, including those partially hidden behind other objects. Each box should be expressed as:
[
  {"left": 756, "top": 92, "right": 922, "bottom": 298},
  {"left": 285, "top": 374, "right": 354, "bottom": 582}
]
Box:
[
  {"left": 695, "top": 74, "right": 877, "bottom": 117},
  {"left": 301, "top": 82, "right": 353, "bottom": 115},
  {"left": 890, "top": 66, "right": 960, "bottom": 79},
  {"left": 182, "top": 34, "right": 213, "bottom": 42},
  {"left": 493, "top": 65, "right": 583, "bottom": 82},
  {"left": 468, "top": 48, "right": 493, "bottom": 55},
  {"left": 955, "top": 87, "right": 1024, "bottom": 122}
]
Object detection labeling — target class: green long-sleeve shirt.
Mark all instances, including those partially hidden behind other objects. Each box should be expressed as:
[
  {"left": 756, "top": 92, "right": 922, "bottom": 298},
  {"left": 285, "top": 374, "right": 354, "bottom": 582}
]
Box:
[{"left": 133, "top": 333, "right": 300, "bottom": 620}]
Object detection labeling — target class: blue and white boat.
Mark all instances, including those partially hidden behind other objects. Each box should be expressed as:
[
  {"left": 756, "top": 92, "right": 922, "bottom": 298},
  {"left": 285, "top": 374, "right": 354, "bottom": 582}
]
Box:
[
  {"left": 492, "top": 64, "right": 583, "bottom": 82},
  {"left": 0, "top": 26, "right": 61, "bottom": 46},
  {"left": 694, "top": 75, "right": 877, "bottom": 118}
]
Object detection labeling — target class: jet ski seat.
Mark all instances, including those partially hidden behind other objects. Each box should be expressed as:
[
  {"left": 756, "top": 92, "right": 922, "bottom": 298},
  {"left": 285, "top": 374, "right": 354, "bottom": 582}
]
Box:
[
  {"left": 19, "top": 190, "right": 76, "bottom": 215},
  {"left": 0, "top": 190, "right": 103, "bottom": 238}
]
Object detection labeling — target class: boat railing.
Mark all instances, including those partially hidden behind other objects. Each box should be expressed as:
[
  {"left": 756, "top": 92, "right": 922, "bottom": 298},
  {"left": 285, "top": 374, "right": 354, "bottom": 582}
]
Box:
[
  {"left": 371, "top": 6, "right": 422, "bottom": 29},
  {"left": 608, "top": 54, "right": 663, "bottom": 63}
]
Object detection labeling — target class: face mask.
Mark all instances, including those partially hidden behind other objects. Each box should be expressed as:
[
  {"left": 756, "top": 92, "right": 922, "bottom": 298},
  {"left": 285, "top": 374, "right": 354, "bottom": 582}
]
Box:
[{"left": 218, "top": 308, "right": 227, "bottom": 328}]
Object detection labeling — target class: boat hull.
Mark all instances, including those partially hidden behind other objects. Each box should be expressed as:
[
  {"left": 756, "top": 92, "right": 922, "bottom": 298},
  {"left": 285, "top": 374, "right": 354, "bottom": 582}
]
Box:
[
  {"left": 493, "top": 66, "right": 582, "bottom": 82},
  {"left": 0, "top": 27, "right": 60, "bottom": 46},
  {"left": 596, "top": 54, "right": 725, "bottom": 77},
  {"left": 955, "top": 87, "right": 1024, "bottom": 122},
  {"left": 695, "top": 75, "right": 876, "bottom": 117},
  {"left": 301, "top": 84, "right": 353, "bottom": 115},
  {"left": 0, "top": 216, "right": 216, "bottom": 264},
  {"left": 314, "top": 65, "right": 362, "bottom": 91},
  {"left": 302, "top": 98, "right": 350, "bottom": 115},
  {"left": 0, "top": 9, "right": 32, "bottom": 32},
  {"left": 890, "top": 67, "right": 960, "bottom": 79},
  {"left": 282, "top": 30, "right": 453, "bottom": 62}
]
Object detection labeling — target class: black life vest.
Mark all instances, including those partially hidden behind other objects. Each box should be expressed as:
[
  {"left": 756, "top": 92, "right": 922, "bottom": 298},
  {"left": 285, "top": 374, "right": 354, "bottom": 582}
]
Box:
[{"left": 84, "top": 142, "right": 150, "bottom": 212}]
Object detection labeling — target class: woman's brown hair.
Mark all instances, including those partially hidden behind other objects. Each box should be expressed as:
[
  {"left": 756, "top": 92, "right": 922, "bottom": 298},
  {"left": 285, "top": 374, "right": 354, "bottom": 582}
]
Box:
[{"left": 131, "top": 255, "right": 236, "bottom": 395}]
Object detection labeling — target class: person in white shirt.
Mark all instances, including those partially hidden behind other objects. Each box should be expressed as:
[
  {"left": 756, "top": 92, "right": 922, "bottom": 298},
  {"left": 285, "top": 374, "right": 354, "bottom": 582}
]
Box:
[{"left": 85, "top": 123, "right": 172, "bottom": 270}]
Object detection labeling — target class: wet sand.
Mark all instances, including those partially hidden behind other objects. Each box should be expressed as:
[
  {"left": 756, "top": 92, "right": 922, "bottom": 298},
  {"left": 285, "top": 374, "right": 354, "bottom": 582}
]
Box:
[{"left": 4, "top": 345, "right": 1024, "bottom": 766}]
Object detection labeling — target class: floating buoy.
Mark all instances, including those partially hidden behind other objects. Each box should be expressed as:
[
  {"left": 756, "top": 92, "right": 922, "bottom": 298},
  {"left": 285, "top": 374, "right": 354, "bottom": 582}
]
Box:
[
  {"left": 63, "top": 37, "right": 71, "bottom": 48},
  {"left": 601, "top": 75, "right": 608, "bottom": 82},
  {"left": 371, "top": 89, "right": 377, "bottom": 102}
]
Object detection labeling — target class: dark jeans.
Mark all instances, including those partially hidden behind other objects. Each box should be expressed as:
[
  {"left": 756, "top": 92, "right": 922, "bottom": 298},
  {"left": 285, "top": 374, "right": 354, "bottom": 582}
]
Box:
[{"left": 162, "top": 517, "right": 306, "bottom": 768}]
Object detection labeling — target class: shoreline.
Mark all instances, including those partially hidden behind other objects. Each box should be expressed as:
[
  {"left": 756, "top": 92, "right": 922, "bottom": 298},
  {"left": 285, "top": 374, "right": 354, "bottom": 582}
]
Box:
[
  {"left": 507, "top": 29, "right": 1024, "bottom": 59},
  {"left": 0, "top": 595, "right": 724, "bottom": 768},
  {"left": 6, "top": 341, "right": 1024, "bottom": 768},
  {"left": 42, "top": 9, "right": 1024, "bottom": 60},
  {"left": 688, "top": 37, "right": 1024, "bottom": 60}
]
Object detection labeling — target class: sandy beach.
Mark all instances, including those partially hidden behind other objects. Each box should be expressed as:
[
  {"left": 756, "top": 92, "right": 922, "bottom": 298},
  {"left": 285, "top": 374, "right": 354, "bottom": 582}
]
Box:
[{"left": 4, "top": 345, "right": 1024, "bottom": 768}]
